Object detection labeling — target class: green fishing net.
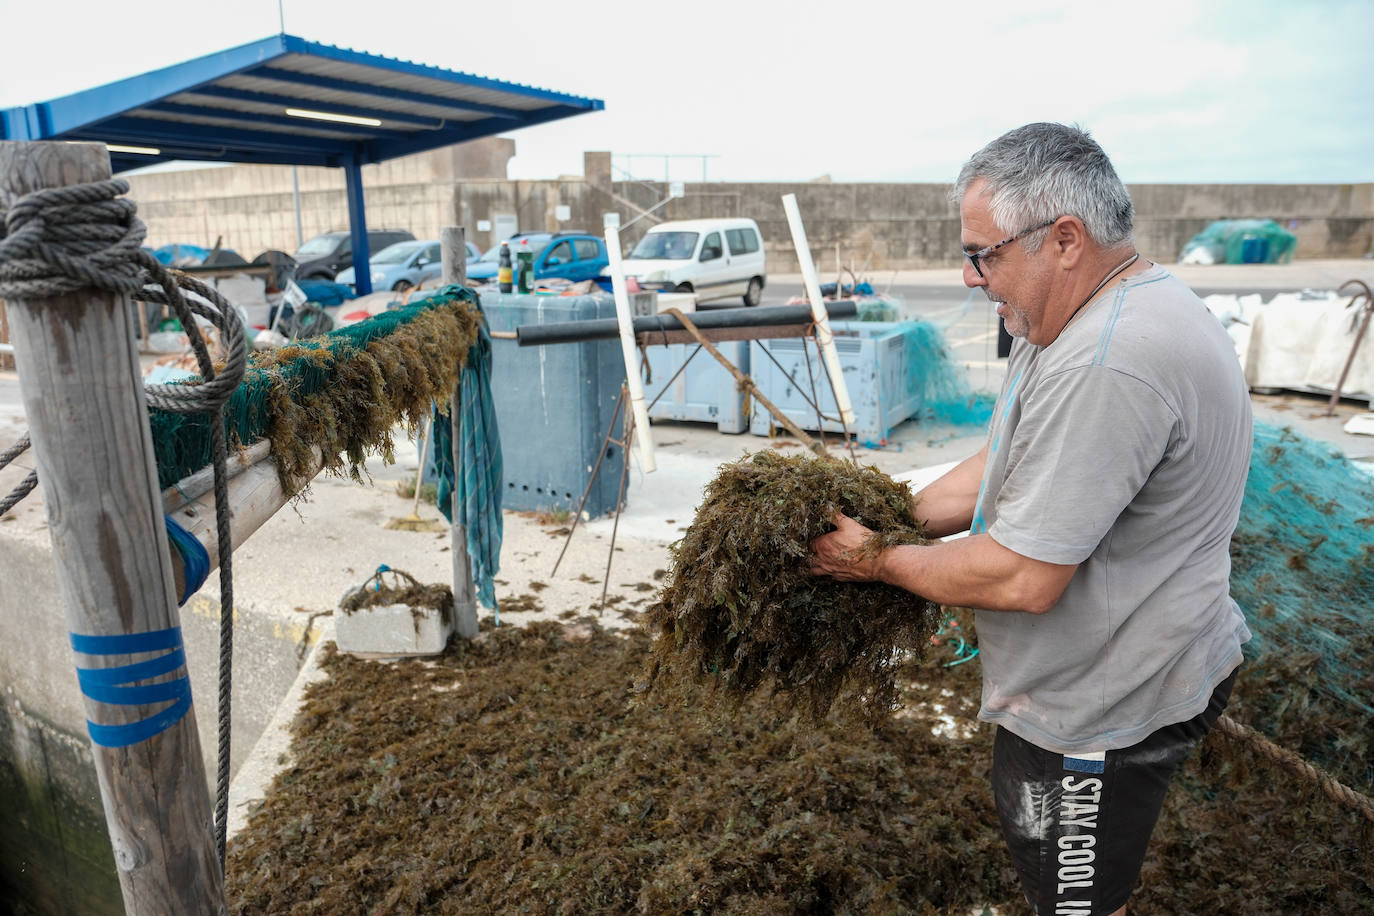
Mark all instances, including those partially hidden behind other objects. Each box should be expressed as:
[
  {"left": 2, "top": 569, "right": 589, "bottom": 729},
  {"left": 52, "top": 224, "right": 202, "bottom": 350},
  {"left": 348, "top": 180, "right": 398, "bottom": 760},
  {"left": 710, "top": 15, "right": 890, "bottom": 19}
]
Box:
[{"left": 148, "top": 288, "right": 482, "bottom": 493}]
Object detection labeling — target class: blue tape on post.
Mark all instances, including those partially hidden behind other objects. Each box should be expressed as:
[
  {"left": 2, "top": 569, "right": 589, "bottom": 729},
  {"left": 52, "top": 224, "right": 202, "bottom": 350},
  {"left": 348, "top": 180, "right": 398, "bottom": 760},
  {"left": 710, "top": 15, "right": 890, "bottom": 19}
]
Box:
[
  {"left": 69, "top": 627, "right": 193, "bottom": 748},
  {"left": 164, "top": 514, "right": 210, "bottom": 605}
]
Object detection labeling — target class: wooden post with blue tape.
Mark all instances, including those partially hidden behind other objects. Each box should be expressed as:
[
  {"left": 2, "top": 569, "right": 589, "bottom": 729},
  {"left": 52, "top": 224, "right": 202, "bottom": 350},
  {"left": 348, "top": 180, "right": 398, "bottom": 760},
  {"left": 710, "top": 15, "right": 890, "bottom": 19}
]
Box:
[{"left": 0, "top": 140, "right": 225, "bottom": 912}]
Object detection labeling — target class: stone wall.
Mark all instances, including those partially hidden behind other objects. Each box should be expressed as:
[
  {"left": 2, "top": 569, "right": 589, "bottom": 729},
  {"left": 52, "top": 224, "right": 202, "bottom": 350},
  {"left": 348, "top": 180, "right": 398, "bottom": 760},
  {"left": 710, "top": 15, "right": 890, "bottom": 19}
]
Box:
[{"left": 121, "top": 144, "right": 1374, "bottom": 270}]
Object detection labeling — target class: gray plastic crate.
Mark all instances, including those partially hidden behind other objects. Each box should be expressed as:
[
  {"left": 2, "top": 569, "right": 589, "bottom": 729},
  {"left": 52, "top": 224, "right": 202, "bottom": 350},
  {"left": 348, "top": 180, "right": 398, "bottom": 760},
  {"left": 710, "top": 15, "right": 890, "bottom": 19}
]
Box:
[
  {"left": 749, "top": 321, "right": 923, "bottom": 443},
  {"left": 481, "top": 291, "right": 628, "bottom": 516},
  {"left": 640, "top": 341, "right": 750, "bottom": 434}
]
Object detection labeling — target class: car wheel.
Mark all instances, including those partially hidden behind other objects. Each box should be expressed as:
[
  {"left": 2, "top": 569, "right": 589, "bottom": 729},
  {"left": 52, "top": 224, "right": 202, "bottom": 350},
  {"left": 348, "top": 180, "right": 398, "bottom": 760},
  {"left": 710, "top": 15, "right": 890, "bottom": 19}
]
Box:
[
  {"left": 392, "top": 280, "right": 413, "bottom": 292},
  {"left": 743, "top": 277, "right": 763, "bottom": 307},
  {"left": 674, "top": 283, "right": 694, "bottom": 294}
]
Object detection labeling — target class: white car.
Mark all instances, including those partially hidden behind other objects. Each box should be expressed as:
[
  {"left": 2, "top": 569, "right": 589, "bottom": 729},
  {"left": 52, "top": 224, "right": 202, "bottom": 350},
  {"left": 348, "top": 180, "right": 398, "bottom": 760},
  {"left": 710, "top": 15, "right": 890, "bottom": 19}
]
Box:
[{"left": 618, "top": 218, "right": 766, "bottom": 306}]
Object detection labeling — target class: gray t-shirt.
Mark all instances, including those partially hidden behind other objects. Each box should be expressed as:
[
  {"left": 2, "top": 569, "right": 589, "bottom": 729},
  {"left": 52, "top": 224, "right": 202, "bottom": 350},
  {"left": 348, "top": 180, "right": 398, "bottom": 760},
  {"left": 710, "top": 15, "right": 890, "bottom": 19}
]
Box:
[{"left": 972, "top": 263, "right": 1252, "bottom": 753}]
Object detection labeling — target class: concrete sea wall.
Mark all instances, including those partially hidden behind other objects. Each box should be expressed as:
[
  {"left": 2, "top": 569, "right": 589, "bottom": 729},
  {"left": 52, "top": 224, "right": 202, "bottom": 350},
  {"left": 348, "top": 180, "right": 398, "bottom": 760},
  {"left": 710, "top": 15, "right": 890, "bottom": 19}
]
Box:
[{"left": 121, "top": 146, "right": 1373, "bottom": 273}]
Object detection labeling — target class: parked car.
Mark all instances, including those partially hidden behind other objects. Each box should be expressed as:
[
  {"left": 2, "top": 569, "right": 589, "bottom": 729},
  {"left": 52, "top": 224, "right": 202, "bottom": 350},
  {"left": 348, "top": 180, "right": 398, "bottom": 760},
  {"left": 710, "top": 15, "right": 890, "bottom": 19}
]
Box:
[
  {"left": 335, "top": 239, "right": 481, "bottom": 292},
  {"left": 292, "top": 229, "right": 415, "bottom": 281},
  {"left": 616, "top": 218, "right": 766, "bottom": 306},
  {"left": 467, "top": 232, "right": 608, "bottom": 285}
]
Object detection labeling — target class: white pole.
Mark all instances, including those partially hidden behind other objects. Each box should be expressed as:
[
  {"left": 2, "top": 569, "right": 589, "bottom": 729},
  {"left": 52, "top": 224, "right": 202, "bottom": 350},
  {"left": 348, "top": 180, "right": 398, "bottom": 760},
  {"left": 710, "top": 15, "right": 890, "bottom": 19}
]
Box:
[
  {"left": 441, "top": 226, "right": 480, "bottom": 639},
  {"left": 782, "top": 193, "right": 854, "bottom": 427},
  {"left": 602, "top": 212, "right": 656, "bottom": 473}
]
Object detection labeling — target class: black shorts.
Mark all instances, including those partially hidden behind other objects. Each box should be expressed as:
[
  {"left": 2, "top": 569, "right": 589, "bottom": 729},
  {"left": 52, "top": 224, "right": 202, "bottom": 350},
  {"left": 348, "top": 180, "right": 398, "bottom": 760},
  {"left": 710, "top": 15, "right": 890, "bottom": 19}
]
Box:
[{"left": 991, "top": 667, "right": 1237, "bottom": 916}]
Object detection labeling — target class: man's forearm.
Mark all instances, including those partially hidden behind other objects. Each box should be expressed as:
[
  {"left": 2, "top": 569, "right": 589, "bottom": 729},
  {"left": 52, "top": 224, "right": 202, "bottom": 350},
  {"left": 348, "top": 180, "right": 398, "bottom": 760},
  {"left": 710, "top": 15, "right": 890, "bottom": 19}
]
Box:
[{"left": 876, "top": 533, "right": 1077, "bottom": 614}]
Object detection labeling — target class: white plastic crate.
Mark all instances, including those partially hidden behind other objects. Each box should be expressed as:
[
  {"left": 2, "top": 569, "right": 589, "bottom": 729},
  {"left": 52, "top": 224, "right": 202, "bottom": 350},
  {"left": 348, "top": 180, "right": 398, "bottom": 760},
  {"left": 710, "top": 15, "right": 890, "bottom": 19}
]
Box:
[{"left": 640, "top": 340, "right": 750, "bottom": 434}]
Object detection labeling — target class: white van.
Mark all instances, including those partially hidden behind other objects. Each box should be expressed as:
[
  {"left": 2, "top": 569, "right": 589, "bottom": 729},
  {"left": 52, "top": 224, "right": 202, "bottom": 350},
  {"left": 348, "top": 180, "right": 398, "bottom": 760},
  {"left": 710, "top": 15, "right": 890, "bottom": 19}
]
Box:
[{"left": 619, "top": 218, "right": 767, "bottom": 306}]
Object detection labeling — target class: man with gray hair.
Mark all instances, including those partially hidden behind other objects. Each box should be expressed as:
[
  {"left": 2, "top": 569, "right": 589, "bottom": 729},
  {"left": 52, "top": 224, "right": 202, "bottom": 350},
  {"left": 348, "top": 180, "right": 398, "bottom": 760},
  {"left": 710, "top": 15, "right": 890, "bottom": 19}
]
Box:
[{"left": 809, "top": 122, "right": 1252, "bottom": 915}]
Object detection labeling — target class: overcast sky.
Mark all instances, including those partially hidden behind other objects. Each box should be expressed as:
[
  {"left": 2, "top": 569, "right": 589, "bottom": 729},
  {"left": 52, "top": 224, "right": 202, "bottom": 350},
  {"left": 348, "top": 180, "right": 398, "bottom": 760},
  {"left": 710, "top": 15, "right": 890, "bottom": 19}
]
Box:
[{"left": 3, "top": 0, "right": 1371, "bottom": 185}]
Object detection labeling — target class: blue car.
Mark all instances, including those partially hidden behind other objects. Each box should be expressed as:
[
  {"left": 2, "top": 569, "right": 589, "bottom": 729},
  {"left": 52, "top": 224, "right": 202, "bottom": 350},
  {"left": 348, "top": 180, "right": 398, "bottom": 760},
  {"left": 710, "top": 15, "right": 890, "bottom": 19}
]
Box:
[
  {"left": 336, "top": 239, "right": 481, "bottom": 292},
  {"left": 467, "top": 232, "right": 608, "bottom": 286}
]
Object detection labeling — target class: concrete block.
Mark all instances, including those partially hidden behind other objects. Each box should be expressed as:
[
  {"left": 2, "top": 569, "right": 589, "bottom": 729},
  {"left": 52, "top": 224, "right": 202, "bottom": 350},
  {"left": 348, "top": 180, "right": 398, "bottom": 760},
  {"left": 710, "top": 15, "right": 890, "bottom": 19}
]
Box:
[{"left": 335, "top": 602, "right": 453, "bottom": 657}]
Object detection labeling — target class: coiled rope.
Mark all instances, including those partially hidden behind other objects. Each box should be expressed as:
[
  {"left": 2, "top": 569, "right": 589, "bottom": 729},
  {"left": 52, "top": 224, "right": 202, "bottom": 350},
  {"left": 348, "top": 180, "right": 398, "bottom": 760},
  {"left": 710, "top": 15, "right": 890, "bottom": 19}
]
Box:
[{"left": 0, "top": 176, "right": 245, "bottom": 865}]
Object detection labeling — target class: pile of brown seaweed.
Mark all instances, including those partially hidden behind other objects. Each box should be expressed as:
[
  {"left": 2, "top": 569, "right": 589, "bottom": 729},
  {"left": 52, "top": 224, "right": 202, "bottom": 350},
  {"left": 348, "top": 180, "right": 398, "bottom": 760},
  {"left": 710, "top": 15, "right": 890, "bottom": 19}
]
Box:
[
  {"left": 225, "top": 617, "right": 1373, "bottom": 914},
  {"left": 645, "top": 451, "right": 941, "bottom": 724}
]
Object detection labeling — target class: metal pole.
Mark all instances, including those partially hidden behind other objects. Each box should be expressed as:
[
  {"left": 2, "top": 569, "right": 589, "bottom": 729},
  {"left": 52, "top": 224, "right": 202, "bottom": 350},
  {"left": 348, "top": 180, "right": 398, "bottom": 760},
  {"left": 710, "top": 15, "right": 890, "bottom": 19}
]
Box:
[
  {"left": 0, "top": 139, "right": 224, "bottom": 914},
  {"left": 515, "top": 301, "right": 858, "bottom": 347},
  {"left": 343, "top": 148, "right": 372, "bottom": 295},
  {"left": 291, "top": 166, "right": 303, "bottom": 250}
]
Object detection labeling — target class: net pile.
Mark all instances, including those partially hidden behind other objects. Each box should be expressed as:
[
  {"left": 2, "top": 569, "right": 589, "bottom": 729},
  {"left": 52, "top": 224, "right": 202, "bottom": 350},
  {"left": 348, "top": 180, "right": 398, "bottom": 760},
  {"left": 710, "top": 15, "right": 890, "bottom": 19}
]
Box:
[
  {"left": 1227, "top": 422, "right": 1374, "bottom": 790},
  {"left": 900, "top": 319, "right": 996, "bottom": 427}
]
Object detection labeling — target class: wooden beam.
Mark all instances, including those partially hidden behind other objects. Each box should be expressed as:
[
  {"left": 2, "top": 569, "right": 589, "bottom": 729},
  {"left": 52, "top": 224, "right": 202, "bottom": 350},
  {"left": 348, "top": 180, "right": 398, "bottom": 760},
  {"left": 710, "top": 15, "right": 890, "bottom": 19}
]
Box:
[
  {"left": 442, "top": 226, "right": 479, "bottom": 640},
  {"left": 163, "top": 446, "right": 325, "bottom": 596},
  {"left": 0, "top": 140, "right": 224, "bottom": 913}
]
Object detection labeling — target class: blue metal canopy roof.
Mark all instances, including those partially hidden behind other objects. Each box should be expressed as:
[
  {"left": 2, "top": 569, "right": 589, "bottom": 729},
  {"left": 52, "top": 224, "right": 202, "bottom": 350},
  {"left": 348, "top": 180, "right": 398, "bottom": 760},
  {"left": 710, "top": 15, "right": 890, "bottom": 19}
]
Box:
[
  {"left": 1, "top": 33, "right": 604, "bottom": 173},
  {"left": 1, "top": 34, "right": 603, "bottom": 293}
]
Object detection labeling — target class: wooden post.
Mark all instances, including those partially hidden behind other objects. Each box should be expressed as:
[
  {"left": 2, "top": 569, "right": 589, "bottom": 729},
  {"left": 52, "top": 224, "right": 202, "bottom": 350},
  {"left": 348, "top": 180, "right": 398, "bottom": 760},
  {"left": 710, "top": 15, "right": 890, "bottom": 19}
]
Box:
[
  {"left": 441, "top": 226, "right": 479, "bottom": 639},
  {"left": 0, "top": 141, "right": 224, "bottom": 913}
]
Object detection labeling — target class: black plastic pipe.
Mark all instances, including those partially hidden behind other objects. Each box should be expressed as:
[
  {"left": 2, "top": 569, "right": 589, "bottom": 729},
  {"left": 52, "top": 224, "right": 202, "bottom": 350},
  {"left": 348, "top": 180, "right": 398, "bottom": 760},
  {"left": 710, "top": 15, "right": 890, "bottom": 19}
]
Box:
[{"left": 515, "top": 300, "right": 858, "bottom": 346}]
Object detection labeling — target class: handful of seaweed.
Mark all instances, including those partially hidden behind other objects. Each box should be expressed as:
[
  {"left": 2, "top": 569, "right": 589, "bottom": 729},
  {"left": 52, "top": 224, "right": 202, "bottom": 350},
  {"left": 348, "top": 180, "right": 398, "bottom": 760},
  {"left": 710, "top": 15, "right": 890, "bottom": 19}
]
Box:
[{"left": 645, "top": 450, "right": 941, "bottom": 724}]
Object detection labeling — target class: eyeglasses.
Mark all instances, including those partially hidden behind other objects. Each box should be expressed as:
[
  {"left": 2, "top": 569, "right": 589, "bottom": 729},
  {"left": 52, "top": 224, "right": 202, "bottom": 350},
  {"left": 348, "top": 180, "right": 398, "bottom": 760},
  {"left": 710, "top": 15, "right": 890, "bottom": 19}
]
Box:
[{"left": 964, "top": 217, "right": 1060, "bottom": 278}]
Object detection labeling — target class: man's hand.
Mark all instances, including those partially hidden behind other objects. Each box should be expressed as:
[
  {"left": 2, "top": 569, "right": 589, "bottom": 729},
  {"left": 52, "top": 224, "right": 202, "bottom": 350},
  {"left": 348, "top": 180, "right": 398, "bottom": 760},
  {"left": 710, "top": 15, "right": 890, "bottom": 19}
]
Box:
[{"left": 808, "top": 511, "right": 884, "bottom": 582}]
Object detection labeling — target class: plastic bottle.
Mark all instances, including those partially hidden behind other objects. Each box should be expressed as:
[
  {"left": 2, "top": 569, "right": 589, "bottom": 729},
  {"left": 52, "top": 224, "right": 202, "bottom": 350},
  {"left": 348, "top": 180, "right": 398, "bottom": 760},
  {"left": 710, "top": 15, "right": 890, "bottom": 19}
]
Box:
[
  {"left": 516, "top": 239, "right": 534, "bottom": 294},
  {"left": 497, "top": 242, "right": 513, "bottom": 293}
]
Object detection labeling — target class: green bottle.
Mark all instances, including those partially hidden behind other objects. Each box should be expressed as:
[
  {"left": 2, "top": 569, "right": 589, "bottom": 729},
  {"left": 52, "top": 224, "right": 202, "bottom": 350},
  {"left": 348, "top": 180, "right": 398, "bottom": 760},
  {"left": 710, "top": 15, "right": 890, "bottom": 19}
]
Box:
[{"left": 516, "top": 240, "right": 534, "bottom": 293}]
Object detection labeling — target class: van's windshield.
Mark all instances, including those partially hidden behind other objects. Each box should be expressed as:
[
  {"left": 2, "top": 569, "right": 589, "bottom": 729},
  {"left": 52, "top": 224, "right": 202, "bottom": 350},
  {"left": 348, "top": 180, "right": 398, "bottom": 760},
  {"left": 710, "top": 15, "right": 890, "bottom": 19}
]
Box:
[
  {"left": 628, "top": 232, "right": 698, "bottom": 260},
  {"left": 295, "top": 233, "right": 345, "bottom": 258}
]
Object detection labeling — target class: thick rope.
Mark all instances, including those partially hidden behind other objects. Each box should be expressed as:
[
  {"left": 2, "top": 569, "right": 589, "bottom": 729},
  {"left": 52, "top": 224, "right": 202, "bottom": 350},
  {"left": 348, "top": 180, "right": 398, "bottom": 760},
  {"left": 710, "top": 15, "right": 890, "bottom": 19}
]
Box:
[
  {"left": 0, "top": 177, "right": 245, "bottom": 866},
  {"left": 1216, "top": 714, "right": 1374, "bottom": 824}
]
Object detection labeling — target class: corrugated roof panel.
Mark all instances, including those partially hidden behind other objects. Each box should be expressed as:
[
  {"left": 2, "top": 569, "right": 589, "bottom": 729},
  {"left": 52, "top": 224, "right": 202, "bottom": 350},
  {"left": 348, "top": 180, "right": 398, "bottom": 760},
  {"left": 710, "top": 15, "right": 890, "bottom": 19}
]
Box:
[
  {"left": 218, "top": 74, "right": 488, "bottom": 123},
  {"left": 130, "top": 107, "right": 363, "bottom": 140},
  {"left": 1, "top": 33, "right": 603, "bottom": 171},
  {"left": 274, "top": 51, "right": 569, "bottom": 112},
  {"left": 172, "top": 91, "right": 438, "bottom": 133}
]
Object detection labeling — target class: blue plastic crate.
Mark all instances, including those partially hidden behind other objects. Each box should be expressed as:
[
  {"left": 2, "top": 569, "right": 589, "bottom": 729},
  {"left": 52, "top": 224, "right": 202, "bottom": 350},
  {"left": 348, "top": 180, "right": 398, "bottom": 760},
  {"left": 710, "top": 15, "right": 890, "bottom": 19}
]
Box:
[
  {"left": 480, "top": 292, "right": 628, "bottom": 516},
  {"left": 749, "top": 321, "right": 924, "bottom": 442},
  {"left": 640, "top": 341, "right": 750, "bottom": 434}
]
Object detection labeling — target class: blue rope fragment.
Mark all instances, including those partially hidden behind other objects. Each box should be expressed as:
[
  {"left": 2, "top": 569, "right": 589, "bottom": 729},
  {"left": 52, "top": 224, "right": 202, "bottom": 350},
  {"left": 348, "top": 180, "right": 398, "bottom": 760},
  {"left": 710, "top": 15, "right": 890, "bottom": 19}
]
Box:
[
  {"left": 164, "top": 514, "right": 209, "bottom": 606},
  {"left": 931, "top": 615, "right": 980, "bottom": 667}
]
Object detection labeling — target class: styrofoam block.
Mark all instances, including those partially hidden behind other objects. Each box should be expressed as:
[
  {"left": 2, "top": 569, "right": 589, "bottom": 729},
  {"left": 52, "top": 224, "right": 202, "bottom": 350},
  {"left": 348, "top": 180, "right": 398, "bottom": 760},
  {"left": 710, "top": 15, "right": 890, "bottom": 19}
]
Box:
[{"left": 335, "top": 603, "right": 453, "bottom": 657}]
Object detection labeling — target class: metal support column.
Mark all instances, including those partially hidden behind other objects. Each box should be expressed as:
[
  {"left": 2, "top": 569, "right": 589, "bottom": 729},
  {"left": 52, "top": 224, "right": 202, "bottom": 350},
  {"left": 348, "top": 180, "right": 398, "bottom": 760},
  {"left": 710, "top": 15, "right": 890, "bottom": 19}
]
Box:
[{"left": 343, "top": 147, "right": 372, "bottom": 295}]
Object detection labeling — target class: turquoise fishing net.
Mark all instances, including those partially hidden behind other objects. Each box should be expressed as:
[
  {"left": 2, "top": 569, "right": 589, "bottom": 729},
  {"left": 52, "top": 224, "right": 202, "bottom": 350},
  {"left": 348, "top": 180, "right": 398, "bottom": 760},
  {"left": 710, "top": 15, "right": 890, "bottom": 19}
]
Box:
[
  {"left": 1229, "top": 423, "right": 1374, "bottom": 786},
  {"left": 898, "top": 319, "right": 996, "bottom": 427}
]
